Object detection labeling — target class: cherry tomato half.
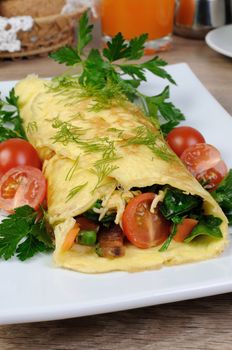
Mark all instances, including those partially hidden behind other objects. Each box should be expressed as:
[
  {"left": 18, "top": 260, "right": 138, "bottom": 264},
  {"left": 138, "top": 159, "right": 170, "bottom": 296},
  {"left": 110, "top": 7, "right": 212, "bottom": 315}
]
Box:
[
  {"left": 166, "top": 126, "right": 205, "bottom": 157},
  {"left": 0, "top": 138, "right": 41, "bottom": 177},
  {"left": 0, "top": 165, "right": 46, "bottom": 212},
  {"left": 174, "top": 218, "right": 198, "bottom": 243},
  {"left": 196, "top": 160, "right": 228, "bottom": 191},
  {"left": 180, "top": 143, "right": 228, "bottom": 190},
  {"left": 122, "top": 193, "right": 170, "bottom": 249},
  {"left": 180, "top": 143, "right": 222, "bottom": 176}
]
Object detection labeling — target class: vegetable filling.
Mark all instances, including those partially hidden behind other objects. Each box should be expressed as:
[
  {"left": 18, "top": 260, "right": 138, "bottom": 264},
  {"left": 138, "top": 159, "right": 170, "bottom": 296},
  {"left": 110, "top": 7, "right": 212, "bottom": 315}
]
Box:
[{"left": 68, "top": 186, "right": 223, "bottom": 258}]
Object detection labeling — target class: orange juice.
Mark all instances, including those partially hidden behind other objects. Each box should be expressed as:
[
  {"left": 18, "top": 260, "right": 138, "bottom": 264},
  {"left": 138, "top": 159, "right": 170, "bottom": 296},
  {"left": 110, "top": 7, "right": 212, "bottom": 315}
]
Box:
[
  {"left": 175, "top": 0, "right": 195, "bottom": 26},
  {"left": 101, "top": 0, "right": 175, "bottom": 41}
]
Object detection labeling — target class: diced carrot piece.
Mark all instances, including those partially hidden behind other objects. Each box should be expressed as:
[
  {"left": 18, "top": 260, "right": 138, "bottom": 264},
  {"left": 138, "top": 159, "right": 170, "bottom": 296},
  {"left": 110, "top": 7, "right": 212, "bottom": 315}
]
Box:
[{"left": 62, "top": 223, "right": 80, "bottom": 252}]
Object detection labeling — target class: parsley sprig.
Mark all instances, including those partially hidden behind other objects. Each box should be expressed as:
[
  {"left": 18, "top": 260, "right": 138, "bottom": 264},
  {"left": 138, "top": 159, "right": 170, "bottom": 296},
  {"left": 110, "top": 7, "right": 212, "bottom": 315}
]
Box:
[
  {"left": 0, "top": 88, "right": 27, "bottom": 142},
  {"left": 0, "top": 206, "right": 54, "bottom": 261},
  {"left": 50, "top": 11, "right": 185, "bottom": 133},
  {"left": 211, "top": 169, "right": 232, "bottom": 225}
]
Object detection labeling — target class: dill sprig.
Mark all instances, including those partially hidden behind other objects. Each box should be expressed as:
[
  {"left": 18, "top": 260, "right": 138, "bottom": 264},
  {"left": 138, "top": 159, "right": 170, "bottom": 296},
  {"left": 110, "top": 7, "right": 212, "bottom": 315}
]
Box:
[
  {"left": 65, "top": 156, "right": 80, "bottom": 181},
  {"left": 79, "top": 140, "right": 107, "bottom": 153},
  {"left": 51, "top": 118, "right": 110, "bottom": 154},
  {"left": 94, "top": 156, "right": 121, "bottom": 168},
  {"left": 51, "top": 118, "right": 85, "bottom": 145},
  {"left": 102, "top": 139, "right": 116, "bottom": 158},
  {"left": 51, "top": 119, "right": 120, "bottom": 157},
  {"left": 91, "top": 139, "right": 120, "bottom": 192},
  {"left": 91, "top": 163, "right": 118, "bottom": 193},
  {"left": 49, "top": 75, "right": 80, "bottom": 93},
  {"left": 26, "top": 121, "right": 38, "bottom": 134},
  {"left": 48, "top": 76, "right": 87, "bottom": 108},
  {"left": 89, "top": 138, "right": 120, "bottom": 192},
  {"left": 94, "top": 139, "right": 121, "bottom": 167},
  {"left": 66, "top": 182, "right": 88, "bottom": 202},
  {"left": 78, "top": 79, "right": 128, "bottom": 111},
  {"left": 107, "top": 127, "right": 124, "bottom": 137},
  {"left": 124, "top": 126, "right": 174, "bottom": 161},
  {"left": 51, "top": 118, "right": 121, "bottom": 188}
]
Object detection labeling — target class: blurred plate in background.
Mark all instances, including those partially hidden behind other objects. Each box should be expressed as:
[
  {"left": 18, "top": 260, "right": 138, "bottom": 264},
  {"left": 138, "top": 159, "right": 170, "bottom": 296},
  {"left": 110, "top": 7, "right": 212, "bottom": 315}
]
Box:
[{"left": 206, "top": 24, "right": 232, "bottom": 57}]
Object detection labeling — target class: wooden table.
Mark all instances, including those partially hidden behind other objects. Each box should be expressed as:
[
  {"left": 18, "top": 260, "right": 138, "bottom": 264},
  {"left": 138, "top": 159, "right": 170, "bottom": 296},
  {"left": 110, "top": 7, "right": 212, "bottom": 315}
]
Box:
[{"left": 0, "top": 36, "right": 232, "bottom": 350}]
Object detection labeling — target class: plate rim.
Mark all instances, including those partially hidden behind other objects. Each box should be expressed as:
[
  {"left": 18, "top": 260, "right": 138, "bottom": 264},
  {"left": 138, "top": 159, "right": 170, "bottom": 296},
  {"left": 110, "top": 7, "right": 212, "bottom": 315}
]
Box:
[
  {"left": 1, "top": 280, "right": 232, "bottom": 325},
  {"left": 205, "top": 24, "right": 232, "bottom": 58}
]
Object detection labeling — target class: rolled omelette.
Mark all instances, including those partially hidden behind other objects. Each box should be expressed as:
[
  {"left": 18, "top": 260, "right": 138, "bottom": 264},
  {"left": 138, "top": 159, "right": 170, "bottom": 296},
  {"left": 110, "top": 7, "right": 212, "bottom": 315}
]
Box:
[{"left": 15, "top": 75, "right": 229, "bottom": 273}]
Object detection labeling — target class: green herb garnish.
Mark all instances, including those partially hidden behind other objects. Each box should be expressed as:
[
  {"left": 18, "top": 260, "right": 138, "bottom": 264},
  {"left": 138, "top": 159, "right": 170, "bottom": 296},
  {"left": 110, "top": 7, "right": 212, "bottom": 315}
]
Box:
[
  {"left": 65, "top": 156, "right": 80, "bottom": 181},
  {"left": 91, "top": 139, "right": 119, "bottom": 193},
  {"left": 211, "top": 169, "right": 232, "bottom": 225},
  {"left": 66, "top": 182, "right": 88, "bottom": 202},
  {"left": 51, "top": 118, "right": 120, "bottom": 191},
  {"left": 159, "top": 188, "right": 202, "bottom": 220},
  {"left": 51, "top": 118, "right": 85, "bottom": 145},
  {"left": 184, "top": 216, "right": 223, "bottom": 243},
  {"left": 143, "top": 86, "right": 185, "bottom": 135},
  {"left": 92, "top": 163, "right": 118, "bottom": 193},
  {"left": 103, "top": 32, "right": 148, "bottom": 61},
  {"left": 159, "top": 216, "right": 183, "bottom": 252},
  {"left": 49, "top": 11, "right": 185, "bottom": 132},
  {"left": 0, "top": 206, "right": 53, "bottom": 261},
  {"left": 26, "top": 121, "right": 38, "bottom": 134},
  {"left": 77, "top": 11, "right": 94, "bottom": 56},
  {"left": 123, "top": 125, "right": 173, "bottom": 161},
  {"left": 0, "top": 88, "right": 26, "bottom": 142}
]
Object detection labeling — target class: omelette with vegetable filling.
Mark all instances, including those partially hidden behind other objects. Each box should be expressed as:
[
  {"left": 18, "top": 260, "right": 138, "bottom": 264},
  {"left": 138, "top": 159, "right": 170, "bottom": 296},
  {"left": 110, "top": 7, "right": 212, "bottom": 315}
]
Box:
[{"left": 14, "top": 75, "right": 228, "bottom": 273}]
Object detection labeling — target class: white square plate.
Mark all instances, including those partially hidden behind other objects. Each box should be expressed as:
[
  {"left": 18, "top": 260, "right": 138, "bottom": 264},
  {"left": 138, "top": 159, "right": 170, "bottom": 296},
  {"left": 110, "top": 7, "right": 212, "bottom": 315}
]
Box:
[{"left": 0, "top": 63, "right": 232, "bottom": 325}]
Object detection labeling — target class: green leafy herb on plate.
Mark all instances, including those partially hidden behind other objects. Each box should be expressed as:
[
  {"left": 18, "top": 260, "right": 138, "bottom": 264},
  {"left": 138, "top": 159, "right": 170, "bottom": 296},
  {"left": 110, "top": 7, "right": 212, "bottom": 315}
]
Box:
[
  {"left": 159, "top": 216, "right": 183, "bottom": 252},
  {"left": 49, "top": 11, "right": 185, "bottom": 133},
  {"left": 0, "top": 88, "right": 26, "bottom": 142},
  {"left": 0, "top": 206, "right": 54, "bottom": 261},
  {"left": 159, "top": 188, "right": 202, "bottom": 220},
  {"left": 184, "top": 216, "right": 223, "bottom": 243},
  {"left": 211, "top": 169, "right": 232, "bottom": 225}
]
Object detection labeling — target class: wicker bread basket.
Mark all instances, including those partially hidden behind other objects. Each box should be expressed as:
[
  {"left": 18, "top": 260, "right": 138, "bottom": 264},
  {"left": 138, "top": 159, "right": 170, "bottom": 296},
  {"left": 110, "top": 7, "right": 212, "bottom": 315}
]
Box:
[
  {"left": 0, "top": 0, "right": 67, "bottom": 17},
  {"left": 0, "top": 0, "right": 86, "bottom": 58}
]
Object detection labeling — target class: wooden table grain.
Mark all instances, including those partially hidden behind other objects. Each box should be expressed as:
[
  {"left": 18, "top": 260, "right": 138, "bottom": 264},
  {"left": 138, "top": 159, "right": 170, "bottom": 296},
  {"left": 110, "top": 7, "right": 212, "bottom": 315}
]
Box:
[{"left": 0, "top": 36, "right": 232, "bottom": 350}]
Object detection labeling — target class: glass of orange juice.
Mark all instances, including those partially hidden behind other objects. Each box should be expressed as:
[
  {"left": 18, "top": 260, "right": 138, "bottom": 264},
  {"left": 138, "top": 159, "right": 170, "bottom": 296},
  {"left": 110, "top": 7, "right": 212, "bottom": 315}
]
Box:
[{"left": 100, "top": 0, "right": 175, "bottom": 54}]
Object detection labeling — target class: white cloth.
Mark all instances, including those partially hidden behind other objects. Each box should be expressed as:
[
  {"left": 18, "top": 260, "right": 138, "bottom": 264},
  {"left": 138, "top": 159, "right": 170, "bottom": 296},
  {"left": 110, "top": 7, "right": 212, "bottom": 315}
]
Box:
[
  {"left": 0, "top": 16, "right": 33, "bottom": 52},
  {"left": 61, "top": 0, "right": 97, "bottom": 17}
]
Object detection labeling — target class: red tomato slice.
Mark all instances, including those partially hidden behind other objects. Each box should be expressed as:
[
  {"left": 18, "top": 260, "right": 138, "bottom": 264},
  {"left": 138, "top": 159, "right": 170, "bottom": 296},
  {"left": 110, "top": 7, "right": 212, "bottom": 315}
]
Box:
[
  {"left": 122, "top": 193, "right": 170, "bottom": 249},
  {"left": 196, "top": 160, "right": 228, "bottom": 191},
  {"left": 166, "top": 126, "right": 205, "bottom": 157},
  {"left": 174, "top": 218, "right": 198, "bottom": 243},
  {"left": 0, "top": 138, "right": 41, "bottom": 177},
  {"left": 180, "top": 143, "right": 222, "bottom": 176},
  {"left": 0, "top": 165, "right": 46, "bottom": 212}
]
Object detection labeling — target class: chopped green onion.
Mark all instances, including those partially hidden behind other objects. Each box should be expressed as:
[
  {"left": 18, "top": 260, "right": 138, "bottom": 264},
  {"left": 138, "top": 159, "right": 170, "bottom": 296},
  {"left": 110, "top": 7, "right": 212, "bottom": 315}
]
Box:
[{"left": 78, "top": 230, "right": 97, "bottom": 246}]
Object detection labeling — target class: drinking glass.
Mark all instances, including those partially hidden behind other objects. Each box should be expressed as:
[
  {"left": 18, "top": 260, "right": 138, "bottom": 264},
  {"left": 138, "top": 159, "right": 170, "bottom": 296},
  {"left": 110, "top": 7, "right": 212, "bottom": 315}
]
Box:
[{"left": 100, "top": 0, "right": 175, "bottom": 54}]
